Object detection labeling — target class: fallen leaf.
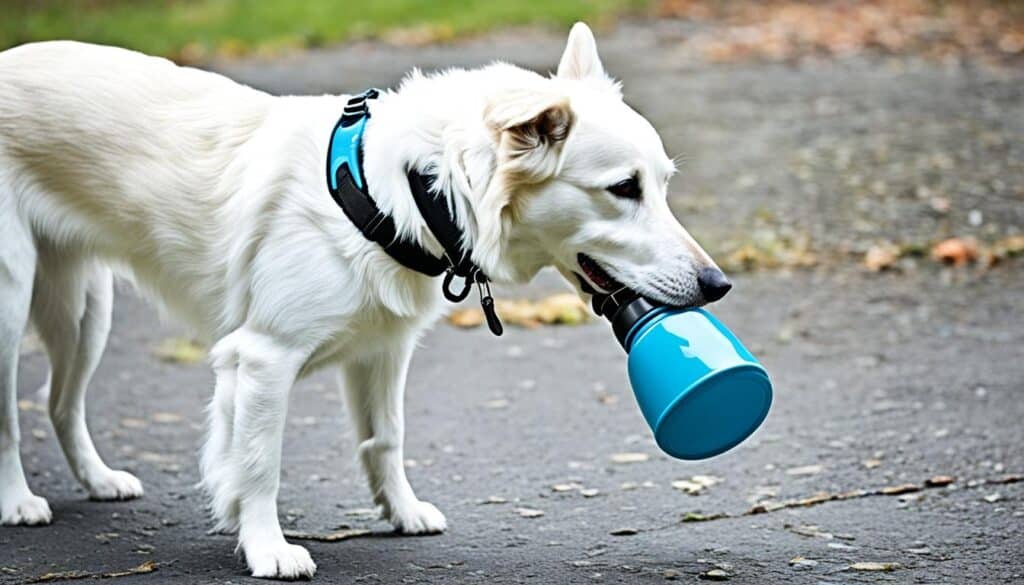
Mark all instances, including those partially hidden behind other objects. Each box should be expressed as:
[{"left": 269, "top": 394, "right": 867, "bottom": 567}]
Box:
[
  {"left": 610, "top": 452, "right": 649, "bottom": 464},
  {"left": 447, "top": 294, "right": 589, "bottom": 329},
  {"left": 789, "top": 556, "right": 818, "bottom": 568},
  {"left": 284, "top": 528, "right": 371, "bottom": 542},
  {"left": 610, "top": 527, "right": 638, "bottom": 536},
  {"left": 151, "top": 412, "right": 183, "bottom": 424},
  {"left": 18, "top": 399, "right": 43, "bottom": 412},
  {"left": 700, "top": 568, "right": 731, "bottom": 580},
  {"left": 862, "top": 458, "right": 882, "bottom": 469},
  {"left": 671, "top": 475, "right": 722, "bottom": 495},
  {"left": 848, "top": 562, "right": 901, "bottom": 572},
  {"left": 931, "top": 237, "right": 978, "bottom": 266},
  {"left": 991, "top": 235, "right": 1024, "bottom": 260},
  {"left": 864, "top": 244, "right": 900, "bottom": 271},
  {"left": 342, "top": 508, "right": 377, "bottom": 517},
  {"left": 795, "top": 492, "right": 835, "bottom": 507},
  {"left": 785, "top": 464, "right": 823, "bottom": 476},
  {"left": 828, "top": 542, "right": 857, "bottom": 550},
  {"left": 152, "top": 337, "right": 205, "bottom": 364},
  {"left": 925, "top": 475, "right": 955, "bottom": 487},
  {"left": 515, "top": 507, "right": 545, "bottom": 518},
  {"left": 682, "top": 511, "right": 729, "bottom": 522},
  {"left": 121, "top": 418, "right": 147, "bottom": 429},
  {"left": 881, "top": 483, "right": 921, "bottom": 496},
  {"left": 448, "top": 308, "right": 485, "bottom": 328},
  {"left": 29, "top": 560, "right": 158, "bottom": 583}
]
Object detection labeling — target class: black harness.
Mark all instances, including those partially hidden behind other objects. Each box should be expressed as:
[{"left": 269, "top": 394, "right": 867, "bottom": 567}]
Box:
[{"left": 326, "top": 90, "right": 503, "bottom": 335}]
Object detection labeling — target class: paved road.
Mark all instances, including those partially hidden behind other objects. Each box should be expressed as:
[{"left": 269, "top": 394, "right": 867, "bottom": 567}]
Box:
[{"left": 2, "top": 21, "right": 1022, "bottom": 585}]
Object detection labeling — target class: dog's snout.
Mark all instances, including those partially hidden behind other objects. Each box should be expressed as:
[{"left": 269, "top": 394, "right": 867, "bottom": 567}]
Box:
[{"left": 697, "top": 267, "right": 732, "bottom": 303}]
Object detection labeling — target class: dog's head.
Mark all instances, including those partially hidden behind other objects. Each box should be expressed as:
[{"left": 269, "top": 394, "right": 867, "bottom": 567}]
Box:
[{"left": 472, "top": 23, "right": 730, "bottom": 308}]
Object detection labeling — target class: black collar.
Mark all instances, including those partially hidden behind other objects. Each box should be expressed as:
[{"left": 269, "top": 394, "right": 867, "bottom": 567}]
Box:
[{"left": 326, "top": 90, "right": 503, "bottom": 335}]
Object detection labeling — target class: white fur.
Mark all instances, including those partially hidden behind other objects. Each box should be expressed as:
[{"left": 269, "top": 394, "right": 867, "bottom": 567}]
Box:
[{"left": 0, "top": 23, "right": 718, "bottom": 579}]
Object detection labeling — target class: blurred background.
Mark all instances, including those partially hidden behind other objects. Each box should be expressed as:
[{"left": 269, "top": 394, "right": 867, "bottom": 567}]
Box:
[{"left": 3, "top": 2, "right": 1023, "bottom": 583}]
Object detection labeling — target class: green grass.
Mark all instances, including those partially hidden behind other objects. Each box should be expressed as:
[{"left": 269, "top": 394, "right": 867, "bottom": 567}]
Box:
[{"left": 1, "top": 0, "right": 649, "bottom": 59}]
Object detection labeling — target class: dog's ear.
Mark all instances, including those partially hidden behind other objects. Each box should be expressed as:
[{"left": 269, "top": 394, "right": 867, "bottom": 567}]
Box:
[
  {"left": 475, "top": 90, "right": 574, "bottom": 277},
  {"left": 484, "top": 89, "right": 574, "bottom": 182},
  {"left": 557, "top": 22, "right": 605, "bottom": 81}
]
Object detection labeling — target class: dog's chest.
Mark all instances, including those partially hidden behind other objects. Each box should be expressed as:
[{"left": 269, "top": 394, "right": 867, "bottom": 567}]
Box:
[{"left": 300, "top": 293, "right": 444, "bottom": 374}]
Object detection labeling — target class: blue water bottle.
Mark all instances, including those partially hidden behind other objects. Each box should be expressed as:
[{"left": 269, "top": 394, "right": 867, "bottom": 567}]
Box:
[{"left": 596, "top": 293, "right": 773, "bottom": 460}]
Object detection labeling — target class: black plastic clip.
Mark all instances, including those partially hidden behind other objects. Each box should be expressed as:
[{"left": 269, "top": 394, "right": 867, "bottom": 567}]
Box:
[
  {"left": 478, "top": 280, "right": 503, "bottom": 336},
  {"left": 442, "top": 268, "right": 473, "bottom": 302}
]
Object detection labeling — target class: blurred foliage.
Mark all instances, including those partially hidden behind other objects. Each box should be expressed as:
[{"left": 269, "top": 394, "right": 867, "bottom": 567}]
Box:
[
  {"left": 659, "top": 0, "right": 1024, "bottom": 62},
  {"left": 0, "top": 0, "right": 649, "bottom": 60}
]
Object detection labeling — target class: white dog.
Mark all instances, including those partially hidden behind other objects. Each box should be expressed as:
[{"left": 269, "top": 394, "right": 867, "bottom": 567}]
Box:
[{"left": 0, "top": 23, "right": 729, "bottom": 579}]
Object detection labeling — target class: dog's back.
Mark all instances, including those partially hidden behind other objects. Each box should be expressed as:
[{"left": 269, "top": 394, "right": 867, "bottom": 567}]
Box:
[{"left": 0, "top": 41, "right": 271, "bottom": 251}]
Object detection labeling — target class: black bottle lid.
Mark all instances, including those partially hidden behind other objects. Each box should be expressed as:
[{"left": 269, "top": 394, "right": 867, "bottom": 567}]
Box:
[{"left": 592, "top": 291, "right": 661, "bottom": 350}]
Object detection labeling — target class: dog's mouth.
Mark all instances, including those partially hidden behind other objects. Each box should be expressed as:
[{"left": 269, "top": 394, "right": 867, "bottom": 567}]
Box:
[{"left": 576, "top": 253, "right": 625, "bottom": 293}]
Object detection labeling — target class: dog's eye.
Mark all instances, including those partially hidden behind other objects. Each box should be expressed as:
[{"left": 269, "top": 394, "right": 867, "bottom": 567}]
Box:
[{"left": 606, "top": 175, "right": 641, "bottom": 200}]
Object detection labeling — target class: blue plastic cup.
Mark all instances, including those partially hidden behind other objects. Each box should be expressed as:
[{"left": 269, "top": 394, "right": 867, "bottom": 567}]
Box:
[{"left": 597, "top": 296, "right": 772, "bottom": 460}]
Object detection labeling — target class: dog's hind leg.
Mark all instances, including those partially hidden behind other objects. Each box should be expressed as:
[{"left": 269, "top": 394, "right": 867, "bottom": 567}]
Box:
[
  {"left": 199, "top": 338, "right": 240, "bottom": 533},
  {"left": 0, "top": 203, "right": 51, "bottom": 525},
  {"left": 342, "top": 342, "right": 446, "bottom": 534},
  {"left": 31, "top": 252, "right": 142, "bottom": 501}
]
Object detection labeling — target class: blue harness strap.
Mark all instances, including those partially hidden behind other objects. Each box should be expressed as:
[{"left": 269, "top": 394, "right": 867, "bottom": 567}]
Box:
[
  {"left": 325, "top": 90, "right": 448, "bottom": 277},
  {"left": 325, "top": 89, "right": 503, "bottom": 335}
]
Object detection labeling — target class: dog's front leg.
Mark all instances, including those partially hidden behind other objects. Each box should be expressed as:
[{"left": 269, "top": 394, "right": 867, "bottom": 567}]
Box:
[
  {"left": 342, "top": 343, "right": 446, "bottom": 534},
  {"left": 227, "top": 329, "right": 316, "bottom": 580}
]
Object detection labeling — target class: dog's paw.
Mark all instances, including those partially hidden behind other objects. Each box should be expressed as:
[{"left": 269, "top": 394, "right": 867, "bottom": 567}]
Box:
[
  {"left": 86, "top": 469, "right": 144, "bottom": 501},
  {"left": 246, "top": 541, "right": 316, "bottom": 580},
  {"left": 1, "top": 493, "right": 52, "bottom": 526},
  {"left": 388, "top": 499, "right": 447, "bottom": 535}
]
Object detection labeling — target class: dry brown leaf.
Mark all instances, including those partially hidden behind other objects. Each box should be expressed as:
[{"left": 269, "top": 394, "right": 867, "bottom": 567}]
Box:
[
  {"left": 533, "top": 293, "right": 588, "bottom": 325},
  {"left": 864, "top": 244, "right": 900, "bottom": 271},
  {"left": 446, "top": 294, "right": 589, "bottom": 329},
  {"left": 447, "top": 308, "right": 485, "bottom": 328},
  {"left": 672, "top": 475, "right": 722, "bottom": 495},
  {"left": 610, "top": 452, "right": 650, "bottom": 464},
  {"left": 682, "top": 511, "right": 729, "bottom": 522},
  {"left": 700, "top": 568, "right": 731, "bottom": 581},
  {"left": 925, "top": 475, "right": 955, "bottom": 487},
  {"left": 610, "top": 527, "right": 639, "bottom": 536},
  {"left": 849, "top": 561, "right": 901, "bottom": 572},
  {"left": 284, "top": 528, "right": 371, "bottom": 542},
  {"left": 153, "top": 337, "right": 205, "bottom": 364},
  {"left": 515, "top": 507, "right": 544, "bottom": 518},
  {"left": 29, "top": 560, "right": 157, "bottom": 583},
  {"left": 151, "top": 412, "right": 183, "bottom": 424},
  {"left": 881, "top": 483, "right": 921, "bottom": 496},
  {"left": 931, "top": 237, "right": 979, "bottom": 266},
  {"left": 785, "top": 464, "right": 823, "bottom": 476}
]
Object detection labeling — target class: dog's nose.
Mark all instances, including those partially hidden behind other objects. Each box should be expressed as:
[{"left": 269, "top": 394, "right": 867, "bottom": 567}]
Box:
[{"left": 697, "top": 267, "right": 732, "bottom": 303}]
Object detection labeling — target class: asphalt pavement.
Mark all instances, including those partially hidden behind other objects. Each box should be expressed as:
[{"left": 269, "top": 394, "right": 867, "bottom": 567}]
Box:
[{"left": 2, "top": 21, "right": 1022, "bottom": 585}]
